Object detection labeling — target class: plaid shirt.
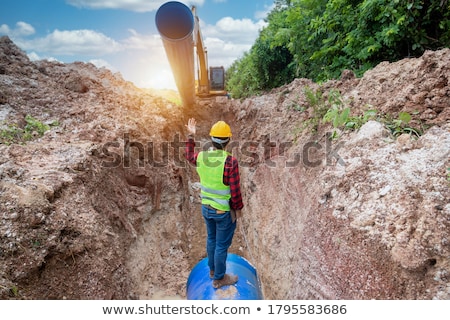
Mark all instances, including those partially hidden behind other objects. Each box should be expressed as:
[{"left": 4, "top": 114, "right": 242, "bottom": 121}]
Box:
[{"left": 185, "top": 138, "right": 244, "bottom": 210}]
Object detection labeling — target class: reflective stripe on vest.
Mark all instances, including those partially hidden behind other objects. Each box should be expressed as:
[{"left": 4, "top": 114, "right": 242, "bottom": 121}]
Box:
[
  {"left": 201, "top": 185, "right": 230, "bottom": 196},
  {"left": 196, "top": 149, "right": 231, "bottom": 211}
]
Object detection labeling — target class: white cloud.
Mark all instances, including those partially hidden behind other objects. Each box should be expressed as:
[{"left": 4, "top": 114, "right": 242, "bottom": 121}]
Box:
[
  {"left": 0, "top": 24, "right": 10, "bottom": 35},
  {"left": 255, "top": 3, "right": 275, "bottom": 20},
  {"left": 197, "top": 16, "right": 267, "bottom": 68},
  {"left": 20, "top": 29, "right": 122, "bottom": 56},
  {"left": 27, "top": 52, "right": 41, "bottom": 61},
  {"left": 66, "top": 0, "right": 204, "bottom": 12},
  {"left": 0, "top": 21, "right": 35, "bottom": 37},
  {"left": 176, "top": 0, "right": 205, "bottom": 8},
  {"left": 123, "top": 29, "right": 163, "bottom": 50},
  {"left": 27, "top": 52, "right": 60, "bottom": 62},
  {"left": 203, "top": 16, "right": 267, "bottom": 44},
  {"left": 89, "top": 58, "right": 117, "bottom": 72},
  {"left": 203, "top": 37, "right": 251, "bottom": 66},
  {"left": 15, "top": 21, "right": 36, "bottom": 36}
]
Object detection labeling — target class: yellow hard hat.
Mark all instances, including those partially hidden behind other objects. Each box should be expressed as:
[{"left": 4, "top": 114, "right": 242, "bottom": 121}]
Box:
[{"left": 209, "top": 121, "right": 232, "bottom": 137}]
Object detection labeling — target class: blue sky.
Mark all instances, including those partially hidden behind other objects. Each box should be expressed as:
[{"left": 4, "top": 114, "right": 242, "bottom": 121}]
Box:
[{"left": 0, "top": 0, "right": 273, "bottom": 90}]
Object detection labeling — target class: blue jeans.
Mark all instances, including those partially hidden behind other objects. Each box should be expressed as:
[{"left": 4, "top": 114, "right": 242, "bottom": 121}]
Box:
[{"left": 202, "top": 205, "right": 237, "bottom": 280}]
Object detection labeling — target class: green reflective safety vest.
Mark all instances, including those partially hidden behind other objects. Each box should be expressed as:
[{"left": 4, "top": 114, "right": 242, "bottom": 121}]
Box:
[{"left": 196, "top": 149, "right": 231, "bottom": 211}]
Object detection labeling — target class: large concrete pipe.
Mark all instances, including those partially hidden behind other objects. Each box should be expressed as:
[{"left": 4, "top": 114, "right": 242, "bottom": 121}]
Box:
[
  {"left": 186, "top": 253, "right": 264, "bottom": 300},
  {"left": 155, "top": 1, "right": 196, "bottom": 108}
]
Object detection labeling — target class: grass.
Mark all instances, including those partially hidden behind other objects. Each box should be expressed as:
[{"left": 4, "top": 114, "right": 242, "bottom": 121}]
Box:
[
  {"left": 291, "top": 86, "right": 425, "bottom": 142},
  {"left": 293, "top": 86, "right": 377, "bottom": 140},
  {"left": 0, "top": 115, "right": 59, "bottom": 145},
  {"left": 300, "top": 86, "right": 330, "bottom": 134},
  {"left": 383, "top": 111, "right": 422, "bottom": 138}
]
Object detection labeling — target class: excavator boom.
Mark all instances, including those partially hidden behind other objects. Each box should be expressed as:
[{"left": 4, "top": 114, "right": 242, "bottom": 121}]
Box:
[{"left": 192, "top": 6, "right": 209, "bottom": 96}]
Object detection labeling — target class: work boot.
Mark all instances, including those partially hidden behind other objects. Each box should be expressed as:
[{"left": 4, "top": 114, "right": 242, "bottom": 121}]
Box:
[{"left": 212, "top": 274, "right": 238, "bottom": 289}]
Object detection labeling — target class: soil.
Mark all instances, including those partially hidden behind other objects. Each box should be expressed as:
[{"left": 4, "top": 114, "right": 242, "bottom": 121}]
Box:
[{"left": 0, "top": 35, "right": 449, "bottom": 300}]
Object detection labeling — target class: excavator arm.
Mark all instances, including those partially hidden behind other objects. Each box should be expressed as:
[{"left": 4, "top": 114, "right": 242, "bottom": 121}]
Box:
[{"left": 192, "top": 6, "right": 210, "bottom": 96}]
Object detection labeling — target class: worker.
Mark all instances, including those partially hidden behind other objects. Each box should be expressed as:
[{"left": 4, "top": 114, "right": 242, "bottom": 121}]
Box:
[{"left": 185, "top": 118, "right": 243, "bottom": 289}]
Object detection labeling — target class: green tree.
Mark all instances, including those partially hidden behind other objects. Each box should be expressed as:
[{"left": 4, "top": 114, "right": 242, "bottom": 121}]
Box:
[
  {"left": 226, "top": 0, "right": 450, "bottom": 98},
  {"left": 226, "top": 2, "right": 296, "bottom": 98},
  {"left": 277, "top": 0, "right": 329, "bottom": 79},
  {"left": 226, "top": 52, "right": 259, "bottom": 98}
]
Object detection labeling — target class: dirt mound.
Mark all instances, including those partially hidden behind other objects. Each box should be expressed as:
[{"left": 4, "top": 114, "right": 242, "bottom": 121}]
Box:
[
  {"left": 0, "top": 35, "right": 449, "bottom": 299},
  {"left": 0, "top": 36, "right": 191, "bottom": 299},
  {"left": 228, "top": 48, "right": 449, "bottom": 299}
]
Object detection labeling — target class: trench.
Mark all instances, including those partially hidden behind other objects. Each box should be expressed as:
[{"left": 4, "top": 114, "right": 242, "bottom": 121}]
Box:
[
  {"left": 114, "top": 99, "right": 258, "bottom": 299},
  {"left": 7, "top": 95, "right": 439, "bottom": 300},
  {"left": 4, "top": 94, "right": 444, "bottom": 300},
  {"left": 110, "top": 97, "right": 436, "bottom": 300},
  {"left": 117, "top": 99, "right": 314, "bottom": 300}
]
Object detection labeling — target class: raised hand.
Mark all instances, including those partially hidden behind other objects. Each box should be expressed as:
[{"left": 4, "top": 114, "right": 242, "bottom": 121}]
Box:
[{"left": 186, "top": 118, "right": 197, "bottom": 136}]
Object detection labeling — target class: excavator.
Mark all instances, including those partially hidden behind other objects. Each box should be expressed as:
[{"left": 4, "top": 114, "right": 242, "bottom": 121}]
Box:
[{"left": 155, "top": 1, "right": 228, "bottom": 108}]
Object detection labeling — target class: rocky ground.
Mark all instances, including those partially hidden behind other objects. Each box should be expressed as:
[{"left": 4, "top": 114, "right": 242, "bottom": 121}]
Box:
[{"left": 0, "top": 35, "right": 449, "bottom": 300}]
